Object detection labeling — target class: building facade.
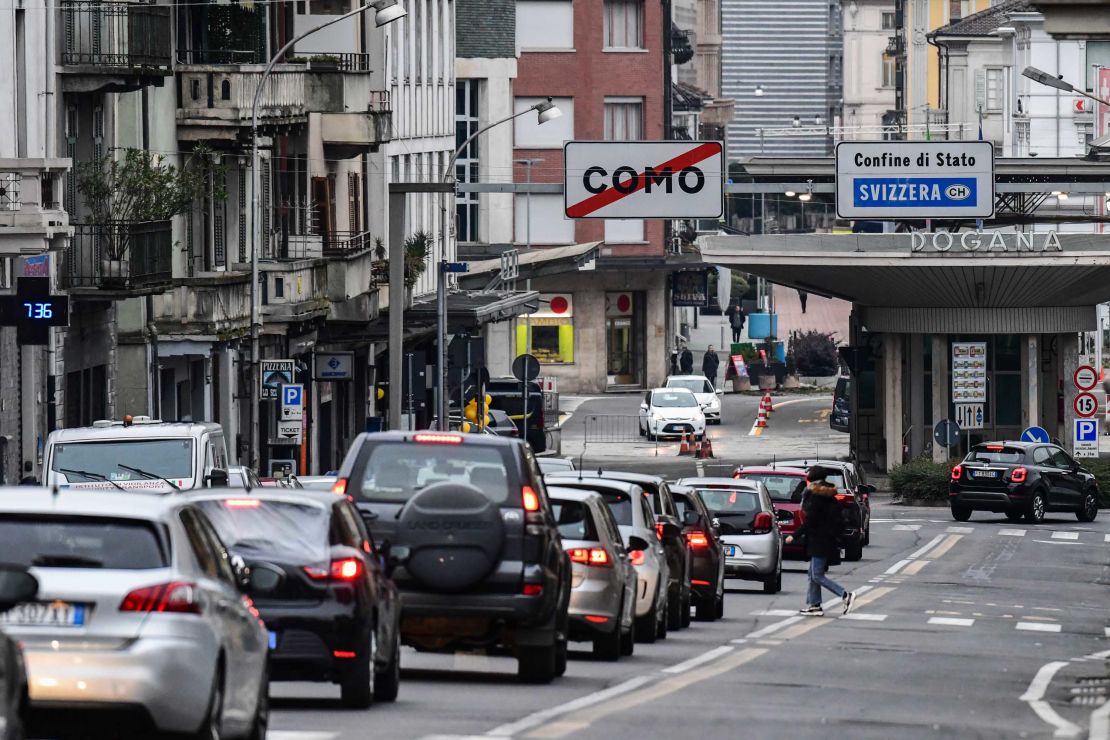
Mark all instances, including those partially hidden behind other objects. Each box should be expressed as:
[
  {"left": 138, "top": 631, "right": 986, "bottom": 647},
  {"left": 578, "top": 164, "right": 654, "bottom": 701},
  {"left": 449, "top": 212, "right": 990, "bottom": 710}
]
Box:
[{"left": 842, "top": 0, "right": 898, "bottom": 138}]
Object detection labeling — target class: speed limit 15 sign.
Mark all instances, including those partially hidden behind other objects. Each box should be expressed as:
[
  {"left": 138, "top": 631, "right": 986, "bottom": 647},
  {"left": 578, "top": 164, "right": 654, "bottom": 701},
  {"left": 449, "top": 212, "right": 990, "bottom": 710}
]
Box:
[{"left": 1074, "top": 392, "right": 1099, "bottom": 418}]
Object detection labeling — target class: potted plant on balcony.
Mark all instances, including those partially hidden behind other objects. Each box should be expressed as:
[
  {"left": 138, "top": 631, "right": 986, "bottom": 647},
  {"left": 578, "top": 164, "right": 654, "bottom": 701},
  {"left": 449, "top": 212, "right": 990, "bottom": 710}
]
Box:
[{"left": 77, "top": 146, "right": 214, "bottom": 288}]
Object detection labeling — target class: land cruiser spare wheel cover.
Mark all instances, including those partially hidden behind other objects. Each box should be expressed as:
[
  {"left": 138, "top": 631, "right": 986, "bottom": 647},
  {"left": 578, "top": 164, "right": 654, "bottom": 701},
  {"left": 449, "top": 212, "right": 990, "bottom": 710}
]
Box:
[{"left": 398, "top": 482, "right": 506, "bottom": 592}]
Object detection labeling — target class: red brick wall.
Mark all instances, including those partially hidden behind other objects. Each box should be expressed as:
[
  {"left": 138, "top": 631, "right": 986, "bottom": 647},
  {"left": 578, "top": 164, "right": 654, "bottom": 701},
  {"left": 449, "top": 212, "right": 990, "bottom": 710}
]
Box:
[{"left": 514, "top": 0, "right": 665, "bottom": 252}]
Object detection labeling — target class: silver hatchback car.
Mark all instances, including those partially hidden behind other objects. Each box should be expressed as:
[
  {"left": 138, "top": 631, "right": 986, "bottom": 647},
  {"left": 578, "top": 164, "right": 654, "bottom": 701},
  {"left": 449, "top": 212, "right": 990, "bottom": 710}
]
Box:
[
  {"left": 548, "top": 487, "right": 642, "bottom": 660},
  {"left": 677, "top": 478, "right": 783, "bottom": 594},
  {"left": 0, "top": 489, "right": 273, "bottom": 738}
]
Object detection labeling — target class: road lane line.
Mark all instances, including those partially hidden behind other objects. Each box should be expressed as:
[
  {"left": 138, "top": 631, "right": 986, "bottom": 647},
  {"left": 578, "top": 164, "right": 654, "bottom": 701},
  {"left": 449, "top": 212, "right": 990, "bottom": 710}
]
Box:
[
  {"left": 1017, "top": 622, "right": 1062, "bottom": 633},
  {"left": 999, "top": 529, "right": 1027, "bottom": 537},
  {"left": 1090, "top": 687, "right": 1110, "bottom": 740},
  {"left": 885, "top": 559, "right": 912, "bottom": 575},
  {"left": 269, "top": 734, "right": 340, "bottom": 740},
  {"left": 927, "top": 534, "right": 963, "bottom": 560},
  {"left": 902, "top": 559, "right": 930, "bottom": 576},
  {"left": 751, "top": 609, "right": 797, "bottom": 617},
  {"left": 947, "top": 526, "right": 974, "bottom": 534},
  {"left": 892, "top": 524, "right": 922, "bottom": 531},
  {"left": 1105, "top": 534, "right": 1110, "bottom": 543},
  {"left": 841, "top": 613, "right": 887, "bottom": 621},
  {"left": 1020, "top": 661, "right": 1082, "bottom": 738},
  {"left": 909, "top": 534, "right": 947, "bottom": 559},
  {"left": 1052, "top": 531, "right": 1079, "bottom": 540},
  {"left": 745, "top": 615, "right": 803, "bottom": 639},
  {"left": 929, "top": 617, "right": 975, "bottom": 627},
  {"left": 662, "top": 646, "right": 734, "bottom": 674},
  {"left": 485, "top": 676, "right": 654, "bottom": 737}
]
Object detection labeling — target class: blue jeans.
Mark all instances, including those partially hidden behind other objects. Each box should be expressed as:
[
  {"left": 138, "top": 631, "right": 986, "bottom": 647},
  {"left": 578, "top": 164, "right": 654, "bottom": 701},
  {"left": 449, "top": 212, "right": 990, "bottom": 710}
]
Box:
[{"left": 806, "top": 556, "right": 845, "bottom": 607}]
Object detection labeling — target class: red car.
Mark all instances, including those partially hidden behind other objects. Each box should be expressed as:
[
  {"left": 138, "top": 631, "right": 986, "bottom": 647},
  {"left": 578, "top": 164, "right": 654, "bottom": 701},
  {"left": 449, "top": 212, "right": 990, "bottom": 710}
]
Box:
[{"left": 733, "top": 467, "right": 808, "bottom": 559}]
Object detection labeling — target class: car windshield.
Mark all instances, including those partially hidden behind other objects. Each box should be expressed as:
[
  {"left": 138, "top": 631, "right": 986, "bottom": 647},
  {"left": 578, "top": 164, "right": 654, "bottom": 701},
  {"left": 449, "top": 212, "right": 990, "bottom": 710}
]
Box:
[
  {"left": 0, "top": 516, "right": 168, "bottom": 569},
  {"left": 667, "top": 378, "right": 712, "bottom": 394},
  {"left": 696, "top": 488, "right": 759, "bottom": 514},
  {"left": 196, "top": 499, "right": 330, "bottom": 564},
  {"left": 356, "top": 442, "right": 510, "bottom": 504},
  {"left": 738, "top": 474, "right": 806, "bottom": 503},
  {"left": 966, "top": 447, "right": 1024, "bottom": 464},
  {"left": 652, "top": 391, "right": 698, "bottom": 408},
  {"left": 51, "top": 439, "right": 194, "bottom": 483},
  {"left": 551, "top": 500, "right": 599, "bottom": 541}
]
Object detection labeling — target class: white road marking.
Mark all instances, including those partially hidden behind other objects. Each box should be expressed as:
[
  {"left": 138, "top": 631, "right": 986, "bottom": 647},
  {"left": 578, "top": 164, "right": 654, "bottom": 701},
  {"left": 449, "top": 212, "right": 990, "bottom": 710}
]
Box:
[
  {"left": 885, "top": 559, "right": 912, "bottom": 575},
  {"left": 909, "top": 534, "right": 947, "bottom": 559},
  {"left": 841, "top": 613, "right": 887, "bottom": 622},
  {"left": 270, "top": 734, "right": 340, "bottom": 740},
  {"left": 1105, "top": 534, "right": 1110, "bottom": 543},
  {"left": 751, "top": 609, "right": 797, "bottom": 617},
  {"left": 746, "top": 615, "right": 804, "bottom": 639},
  {"left": 1034, "top": 540, "right": 1083, "bottom": 546},
  {"left": 1017, "top": 622, "right": 1062, "bottom": 633},
  {"left": 1091, "top": 687, "right": 1110, "bottom": 740},
  {"left": 662, "top": 646, "right": 734, "bottom": 674},
  {"left": 1020, "top": 661, "right": 1082, "bottom": 738},
  {"left": 928, "top": 617, "right": 975, "bottom": 627},
  {"left": 947, "top": 526, "right": 974, "bottom": 534},
  {"left": 999, "top": 529, "right": 1027, "bottom": 537},
  {"left": 485, "top": 676, "right": 654, "bottom": 737},
  {"left": 892, "top": 524, "right": 922, "bottom": 531},
  {"left": 1105, "top": 628, "right": 1110, "bottom": 638},
  {"left": 1052, "top": 531, "right": 1080, "bottom": 540}
]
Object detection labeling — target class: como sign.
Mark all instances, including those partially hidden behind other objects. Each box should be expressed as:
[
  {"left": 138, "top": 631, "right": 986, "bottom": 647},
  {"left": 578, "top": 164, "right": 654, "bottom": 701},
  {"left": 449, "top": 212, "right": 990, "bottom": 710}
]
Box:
[{"left": 835, "top": 141, "right": 994, "bottom": 219}]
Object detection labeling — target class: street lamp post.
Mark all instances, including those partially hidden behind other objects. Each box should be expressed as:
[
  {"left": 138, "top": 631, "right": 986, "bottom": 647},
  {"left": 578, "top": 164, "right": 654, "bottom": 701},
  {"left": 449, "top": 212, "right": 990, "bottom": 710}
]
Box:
[
  {"left": 1022, "top": 66, "right": 1110, "bottom": 107},
  {"left": 435, "top": 98, "right": 561, "bottom": 430},
  {"left": 513, "top": 158, "right": 542, "bottom": 356},
  {"left": 247, "top": 0, "right": 406, "bottom": 470}
]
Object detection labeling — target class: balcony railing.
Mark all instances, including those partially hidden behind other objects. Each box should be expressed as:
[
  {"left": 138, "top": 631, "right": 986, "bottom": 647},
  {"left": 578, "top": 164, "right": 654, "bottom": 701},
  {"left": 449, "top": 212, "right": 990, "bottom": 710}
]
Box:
[
  {"left": 61, "top": 1, "right": 171, "bottom": 68},
  {"left": 63, "top": 221, "right": 173, "bottom": 291},
  {"left": 322, "top": 230, "right": 376, "bottom": 257}
]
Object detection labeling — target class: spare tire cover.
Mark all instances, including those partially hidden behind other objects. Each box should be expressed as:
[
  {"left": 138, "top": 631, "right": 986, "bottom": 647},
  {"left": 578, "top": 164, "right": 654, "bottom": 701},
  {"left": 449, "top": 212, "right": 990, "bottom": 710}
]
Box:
[{"left": 398, "top": 482, "right": 506, "bottom": 592}]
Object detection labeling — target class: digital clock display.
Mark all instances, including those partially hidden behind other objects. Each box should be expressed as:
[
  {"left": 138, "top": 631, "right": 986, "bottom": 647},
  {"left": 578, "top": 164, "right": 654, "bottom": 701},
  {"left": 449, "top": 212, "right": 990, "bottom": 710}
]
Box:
[{"left": 23, "top": 302, "right": 54, "bottom": 320}]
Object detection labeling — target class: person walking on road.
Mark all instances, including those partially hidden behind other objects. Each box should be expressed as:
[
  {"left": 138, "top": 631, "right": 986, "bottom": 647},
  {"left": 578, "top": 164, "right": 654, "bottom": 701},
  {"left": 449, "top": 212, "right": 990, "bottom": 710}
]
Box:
[
  {"left": 798, "top": 290, "right": 809, "bottom": 314},
  {"left": 679, "top": 342, "right": 694, "bottom": 375},
  {"left": 702, "top": 345, "right": 720, "bottom": 388},
  {"left": 726, "top": 302, "right": 746, "bottom": 343},
  {"left": 786, "top": 466, "right": 855, "bottom": 617}
]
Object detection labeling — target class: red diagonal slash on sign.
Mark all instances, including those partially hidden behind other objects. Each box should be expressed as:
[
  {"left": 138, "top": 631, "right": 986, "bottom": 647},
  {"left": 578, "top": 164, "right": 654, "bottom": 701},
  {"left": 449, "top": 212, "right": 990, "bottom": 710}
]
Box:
[{"left": 566, "top": 142, "right": 721, "bottom": 218}]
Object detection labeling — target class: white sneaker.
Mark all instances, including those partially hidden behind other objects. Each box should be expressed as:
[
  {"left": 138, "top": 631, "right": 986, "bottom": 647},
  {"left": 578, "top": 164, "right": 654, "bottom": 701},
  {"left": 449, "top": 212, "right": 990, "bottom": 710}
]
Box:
[
  {"left": 842, "top": 592, "right": 855, "bottom": 615},
  {"left": 798, "top": 605, "right": 824, "bottom": 617}
]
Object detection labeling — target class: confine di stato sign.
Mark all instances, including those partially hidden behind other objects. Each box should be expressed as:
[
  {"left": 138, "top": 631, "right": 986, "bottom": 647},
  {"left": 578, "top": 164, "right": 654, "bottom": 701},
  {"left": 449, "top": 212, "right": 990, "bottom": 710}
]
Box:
[{"left": 835, "top": 141, "right": 995, "bottom": 220}]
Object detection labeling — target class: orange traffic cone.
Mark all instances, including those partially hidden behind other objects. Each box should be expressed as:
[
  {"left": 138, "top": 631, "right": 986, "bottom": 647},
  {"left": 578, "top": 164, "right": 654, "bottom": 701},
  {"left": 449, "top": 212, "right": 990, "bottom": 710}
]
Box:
[
  {"left": 755, "top": 409, "right": 767, "bottom": 428},
  {"left": 678, "top": 430, "right": 691, "bottom": 456},
  {"left": 766, "top": 394, "right": 775, "bottom": 413},
  {"left": 699, "top": 436, "right": 715, "bottom": 459}
]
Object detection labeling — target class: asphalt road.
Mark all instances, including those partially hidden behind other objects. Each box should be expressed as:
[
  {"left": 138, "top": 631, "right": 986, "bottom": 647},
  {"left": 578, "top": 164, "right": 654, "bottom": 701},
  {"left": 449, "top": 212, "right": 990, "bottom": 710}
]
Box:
[{"left": 268, "top": 504, "right": 1110, "bottom": 740}]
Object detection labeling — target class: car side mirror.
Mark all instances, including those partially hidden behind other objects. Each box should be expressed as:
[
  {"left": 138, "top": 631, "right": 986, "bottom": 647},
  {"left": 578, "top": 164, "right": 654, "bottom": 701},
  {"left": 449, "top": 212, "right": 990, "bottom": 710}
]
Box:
[
  {"left": 245, "top": 562, "right": 284, "bottom": 595},
  {"left": 206, "top": 468, "right": 229, "bottom": 488},
  {"left": 0, "top": 565, "right": 38, "bottom": 613},
  {"left": 682, "top": 510, "right": 701, "bottom": 526},
  {"left": 627, "top": 535, "right": 650, "bottom": 552}
]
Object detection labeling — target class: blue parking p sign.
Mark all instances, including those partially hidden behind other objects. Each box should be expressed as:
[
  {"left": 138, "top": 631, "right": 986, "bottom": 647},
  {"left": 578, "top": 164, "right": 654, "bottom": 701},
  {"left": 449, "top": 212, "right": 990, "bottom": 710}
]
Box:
[
  {"left": 1074, "top": 419, "right": 1099, "bottom": 458},
  {"left": 282, "top": 385, "right": 302, "bottom": 407}
]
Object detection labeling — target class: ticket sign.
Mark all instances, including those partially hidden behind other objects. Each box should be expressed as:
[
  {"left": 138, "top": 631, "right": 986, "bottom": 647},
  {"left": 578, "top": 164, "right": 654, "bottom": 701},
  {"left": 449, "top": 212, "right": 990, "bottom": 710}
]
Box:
[{"left": 835, "top": 141, "right": 995, "bottom": 219}]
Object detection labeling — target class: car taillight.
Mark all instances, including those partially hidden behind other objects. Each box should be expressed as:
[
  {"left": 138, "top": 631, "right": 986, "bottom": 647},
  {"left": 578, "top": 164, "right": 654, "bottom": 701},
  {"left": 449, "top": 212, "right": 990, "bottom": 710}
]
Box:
[
  {"left": 834, "top": 493, "right": 854, "bottom": 503},
  {"left": 413, "top": 432, "right": 464, "bottom": 444},
  {"left": 331, "top": 478, "right": 348, "bottom": 495},
  {"left": 522, "top": 485, "right": 540, "bottom": 512},
  {"left": 120, "top": 581, "right": 201, "bottom": 614},
  {"left": 629, "top": 550, "right": 646, "bottom": 566},
  {"left": 686, "top": 532, "right": 710, "bottom": 549},
  {"left": 655, "top": 522, "right": 665, "bottom": 540},
  {"left": 986, "top": 444, "right": 1004, "bottom": 451},
  {"left": 753, "top": 512, "right": 773, "bottom": 533},
  {"left": 691, "top": 579, "right": 711, "bottom": 586},
  {"left": 304, "top": 558, "right": 363, "bottom": 582},
  {"left": 951, "top": 464, "right": 963, "bottom": 481},
  {"left": 1011, "top": 467, "right": 1028, "bottom": 483},
  {"left": 567, "top": 547, "right": 611, "bottom": 567},
  {"left": 522, "top": 583, "right": 543, "bottom": 596}
]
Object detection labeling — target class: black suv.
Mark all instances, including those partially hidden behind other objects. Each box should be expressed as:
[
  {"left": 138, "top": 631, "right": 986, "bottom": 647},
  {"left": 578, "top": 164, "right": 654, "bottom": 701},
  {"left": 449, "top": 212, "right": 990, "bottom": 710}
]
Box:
[
  {"left": 950, "top": 441, "right": 1100, "bottom": 523},
  {"left": 333, "top": 431, "right": 571, "bottom": 683},
  {"left": 485, "top": 377, "right": 546, "bottom": 452},
  {"left": 669, "top": 485, "right": 725, "bottom": 622},
  {"left": 547, "top": 471, "right": 690, "bottom": 631}
]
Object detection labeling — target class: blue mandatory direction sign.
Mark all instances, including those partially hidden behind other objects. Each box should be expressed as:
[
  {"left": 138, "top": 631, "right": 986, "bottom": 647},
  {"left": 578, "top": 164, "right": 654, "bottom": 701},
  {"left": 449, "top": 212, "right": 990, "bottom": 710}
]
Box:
[
  {"left": 1021, "top": 426, "right": 1050, "bottom": 444},
  {"left": 835, "top": 141, "right": 994, "bottom": 220}
]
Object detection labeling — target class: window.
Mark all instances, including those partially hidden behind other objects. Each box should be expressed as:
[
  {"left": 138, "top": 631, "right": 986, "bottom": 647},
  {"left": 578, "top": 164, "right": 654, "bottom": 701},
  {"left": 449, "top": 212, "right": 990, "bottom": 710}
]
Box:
[
  {"left": 986, "top": 67, "right": 1003, "bottom": 111},
  {"left": 0, "top": 516, "right": 168, "bottom": 569},
  {"left": 604, "top": 219, "right": 644, "bottom": 243},
  {"left": 603, "top": 0, "right": 643, "bottom": 49},
  {"left": 516, "top": 0, "right": 573, "bottom": 49},
  {"left": 354, "top": 443, "right": 511, "bottom": 504},
  {"left": 604, "top": 98, "right": 643, "bottom": 140},
  {"left": 881, "top": 10, "right": 895, "bottom": 29},
  {"left": 514, "top": 96, "right": 574, "bottom": 148},
  {"left": 196, "top": 499, "right": 331, "bottom": 564},
  {"left": 881, "top": 55, "right": 896, "bottom": 88},
  {"left": 456, "top": 80, "right": 480, "bottom": 243},
  {"left": 552, "top": 500, "right": 599, "bottom": 540},
  {"left": 514, "top": 193, "right": 575, "bottom": 244},
  {"left": 517, "top": 293, "right": 574, "bottom": 363},
  {"left": 948, "top": 0, "right": 972, "bottom": 20}
]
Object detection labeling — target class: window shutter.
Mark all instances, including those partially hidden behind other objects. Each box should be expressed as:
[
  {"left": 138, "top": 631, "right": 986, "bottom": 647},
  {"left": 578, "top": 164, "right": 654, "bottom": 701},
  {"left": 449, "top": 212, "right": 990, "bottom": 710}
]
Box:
[
  {"left": 348, "top": 172, "right": 360, "bottom": 233},
  {"left": 238, "top": 169, "right": 247, "bottom": 263},
  {"left": 974, "top": 68, "right": 986, "bottom": 113}
]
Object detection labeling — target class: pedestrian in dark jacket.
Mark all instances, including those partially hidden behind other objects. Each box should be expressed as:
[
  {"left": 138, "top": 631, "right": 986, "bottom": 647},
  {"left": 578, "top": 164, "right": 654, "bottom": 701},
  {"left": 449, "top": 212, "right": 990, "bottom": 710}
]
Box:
[
  {"left": 679, "top": 346, "right": 694, "bottom": 374},
  {"left": 702, "top": 345, "right": 720, "bottom": 388},
  {"left": 786, "top": 466, "right": 855, "bottom": 617},
  {"left": 726, "top": 303, "right": 746, "bottom": 343}
]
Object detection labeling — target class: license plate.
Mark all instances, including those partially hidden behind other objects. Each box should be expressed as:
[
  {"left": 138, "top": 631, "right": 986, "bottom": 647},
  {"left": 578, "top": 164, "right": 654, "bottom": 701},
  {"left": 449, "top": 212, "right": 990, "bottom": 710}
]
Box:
[
  {"left": 268, "top": 631, "right": 278, "bottom": 650},
  {"left": 724, "top": 545, "right": 742, "bottom": 557},
  {"left": 0, "top": 601, "right": 87, "bottom": 627},
  {"left": 972, "top": 470, "right": 999, "bottom": 479}
]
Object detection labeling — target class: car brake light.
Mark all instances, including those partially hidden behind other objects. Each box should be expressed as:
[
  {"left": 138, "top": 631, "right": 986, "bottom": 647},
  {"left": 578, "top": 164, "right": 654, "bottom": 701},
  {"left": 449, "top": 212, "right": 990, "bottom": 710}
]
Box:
[
  {"left": 522, "top": 583, "right": 543, "bottom": 596},
  {"left": 584, "top": 615, "right": 609, "bottom": 624},
  {"left": 986, "top": 445, "right": 1004, "bottom": 451},
  {"left": 753, "top": 512, "right": 773, "bottom": 533},
  {"left": 568, "top": 547, "right": 612, "bottom": 566},
  {"left": 691, "top": 579, "right": 711, "bottom": 586},
  {"left": 834, "top": 493, "right": 854, "bottom": 503},
  {"left": 304, "top": 558, "right": 363, "bottom": 582},
  {"left": 686, "top": 532, "right": 710, "bottom": 549},
  {"left": 120, "top": 581, "right": 201, "bottom": 614},
  {"left": 522, "top": 486, "right": 541, "bottom": 512},
  {"left": 331, "top": 478, "right": 348, "bottom": 495},
  {"left": 629, "top": 549, "right": 645, "bottom": 566},
  {"left": 1011, "top": 467, "right": 1028, "bottom": 483},
  {"left": 333, "top": 650, "right": 357, "bottom": 659},
  {"left": 951, "top": 464, "right": 963, "bottom": 481},
  {"left": 413, "top": 432, "right": 464, "bottom": 445},
  {"left": 655, "top": 522, "right": 665, "bottom": 540},
  {"left": 224, "top": 498, "right": 261, "bottom": 508}
]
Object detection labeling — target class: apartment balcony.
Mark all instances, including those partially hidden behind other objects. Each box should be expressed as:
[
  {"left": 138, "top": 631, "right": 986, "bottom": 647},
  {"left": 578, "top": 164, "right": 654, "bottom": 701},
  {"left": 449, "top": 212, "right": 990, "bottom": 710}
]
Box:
[
  {"left": 59, "top": 1, "right": 172, "bottom": 93},
  {"left": 261, "top": 260, "right": 330, "bottom": 323},
  {"left": 62, "top": 221, "right": 173, "bottom": 297},
  {"left": 0, "top": 159, "right": 71, "bottom": 255},
  {"left": 309, "top": 75, "right": 392, "bottom": 156},
  {"left": 152, "top": 271, "right": 251, "bottom": 338},
  {"left": 177, "top": 64, "right": 307, "bottom": 142}
]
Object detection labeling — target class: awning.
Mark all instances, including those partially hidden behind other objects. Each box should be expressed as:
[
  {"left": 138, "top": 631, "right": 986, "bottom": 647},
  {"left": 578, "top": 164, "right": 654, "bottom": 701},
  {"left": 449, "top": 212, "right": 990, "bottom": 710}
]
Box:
[
  {"left": 459, "top": 242, "right": 601, "bottom": 288},
  {"left": 405, "top": 290, "right": 541, "bottom": 327}
]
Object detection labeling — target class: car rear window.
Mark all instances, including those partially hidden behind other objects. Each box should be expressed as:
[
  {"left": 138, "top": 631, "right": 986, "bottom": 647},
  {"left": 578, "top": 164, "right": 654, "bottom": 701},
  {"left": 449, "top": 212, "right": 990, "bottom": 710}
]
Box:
[
  {"left": 355, "top": 442, "right": 511, "bottom": 504},
  {"left": 599, "top": 493, "right": 633, "bottom": 526},
  {"left": 667, "top": 378, "right": 712, "bottom": 394},
  {"left": 551, "top": 500, "right": 599, "bottom": 541},
  {"left": 196, "top": 499, "right": 330, "bottom": 564},
  {"left": 0, "top": 516, "right": 168, "bottom": 569},
  {"left": 966, "top": 447, "right": 1024, "bottom": 464},
  {"left": 738, "top": 474, "right": 806, "bottom": 503},
  {"left": 696, "top": 488, "right": 760, "bottom": 514}
]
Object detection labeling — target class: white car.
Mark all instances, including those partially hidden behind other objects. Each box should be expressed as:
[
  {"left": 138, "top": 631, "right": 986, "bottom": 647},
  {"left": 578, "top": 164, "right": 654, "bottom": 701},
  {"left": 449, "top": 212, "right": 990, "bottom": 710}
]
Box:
[
  {"left": 665, "top": 375, "right": 723, "bottom": 424},
  {"left": 0, "top": 488, "right": 275, "bottom": 738},
  {"left": 638, "top": 388, "right": 706, "bottom": 440}
]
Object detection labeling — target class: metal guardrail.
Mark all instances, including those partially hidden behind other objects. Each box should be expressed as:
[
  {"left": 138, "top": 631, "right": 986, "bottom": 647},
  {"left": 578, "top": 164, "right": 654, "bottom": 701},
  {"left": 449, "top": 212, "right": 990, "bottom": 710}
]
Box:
[
  {"left": 62, "top": 1, "right": 171, "bottom": 67},
  {"left": 322, "top": 230, "right": 376, "bottom": 257},
  {"left": 583, "top": 414, "right": 645, "bottom": 444}
]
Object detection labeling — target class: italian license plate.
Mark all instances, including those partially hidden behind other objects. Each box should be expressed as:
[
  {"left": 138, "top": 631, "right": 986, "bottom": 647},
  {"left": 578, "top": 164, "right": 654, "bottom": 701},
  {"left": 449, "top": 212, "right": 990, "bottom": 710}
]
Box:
[
  {"left": 724, "top": 545, "right": 741, "bottom": 557},
  {"left": 972, "top": 470, "right": 999, "bottom": 479},
  {"left": 268, "top": 631, "right": 278, "bottom": 650},
  {"left": 0, "top": 601, "right": 87, "bottom": 627}
]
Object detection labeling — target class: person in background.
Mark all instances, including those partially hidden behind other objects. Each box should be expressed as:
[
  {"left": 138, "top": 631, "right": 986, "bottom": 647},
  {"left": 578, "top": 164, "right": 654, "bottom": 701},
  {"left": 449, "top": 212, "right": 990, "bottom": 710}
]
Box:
[
  {"left": 726, "top": 302, "right": 746, "bottom": 343},
  {"left": 702, "top": 345, "right": 720, "bottom": 388},
  {"left": 798, "top": 290, "right": 809, "bottom": 314},
  {"left": 679, "top": 341, "right": 694, "bottom": 375},
  {"left": 786, "top": 466, "right": 855, "bottom": 617}
]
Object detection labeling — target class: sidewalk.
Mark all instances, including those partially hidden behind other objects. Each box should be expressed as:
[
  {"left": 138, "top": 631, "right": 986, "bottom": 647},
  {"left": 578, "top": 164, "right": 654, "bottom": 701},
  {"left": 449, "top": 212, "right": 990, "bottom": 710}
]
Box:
[{"left": 684, "top": 289, "right": 852, "bottom": 353}]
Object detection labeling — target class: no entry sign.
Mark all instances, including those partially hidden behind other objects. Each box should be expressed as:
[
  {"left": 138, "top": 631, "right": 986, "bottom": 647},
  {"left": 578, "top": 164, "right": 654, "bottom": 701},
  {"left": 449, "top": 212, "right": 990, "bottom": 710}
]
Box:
[{"left": 564, "top": 141, "right": 723, "bottom": 219}]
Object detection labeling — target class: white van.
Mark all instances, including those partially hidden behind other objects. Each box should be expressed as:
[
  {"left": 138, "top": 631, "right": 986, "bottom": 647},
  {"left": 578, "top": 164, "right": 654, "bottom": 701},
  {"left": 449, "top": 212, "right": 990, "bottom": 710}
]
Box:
[{"left": 43, "top": 416, "right": 230, "bottom": 492}]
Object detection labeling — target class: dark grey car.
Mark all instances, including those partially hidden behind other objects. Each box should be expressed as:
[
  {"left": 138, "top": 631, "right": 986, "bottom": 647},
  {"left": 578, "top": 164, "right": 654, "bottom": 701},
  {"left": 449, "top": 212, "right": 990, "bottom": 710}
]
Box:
[{"left": 0, "top": 565, "right": 35, "bottom": 740}]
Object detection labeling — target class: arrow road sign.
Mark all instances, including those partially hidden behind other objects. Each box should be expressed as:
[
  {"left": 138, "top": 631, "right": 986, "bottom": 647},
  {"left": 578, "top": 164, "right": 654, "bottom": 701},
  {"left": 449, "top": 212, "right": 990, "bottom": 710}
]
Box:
[
  {"left": 1021, "top": 426, "right": 1050, "bottom": 444},
  {"left": 955, "top": 403, "right": 984, "bottom": 430}
]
